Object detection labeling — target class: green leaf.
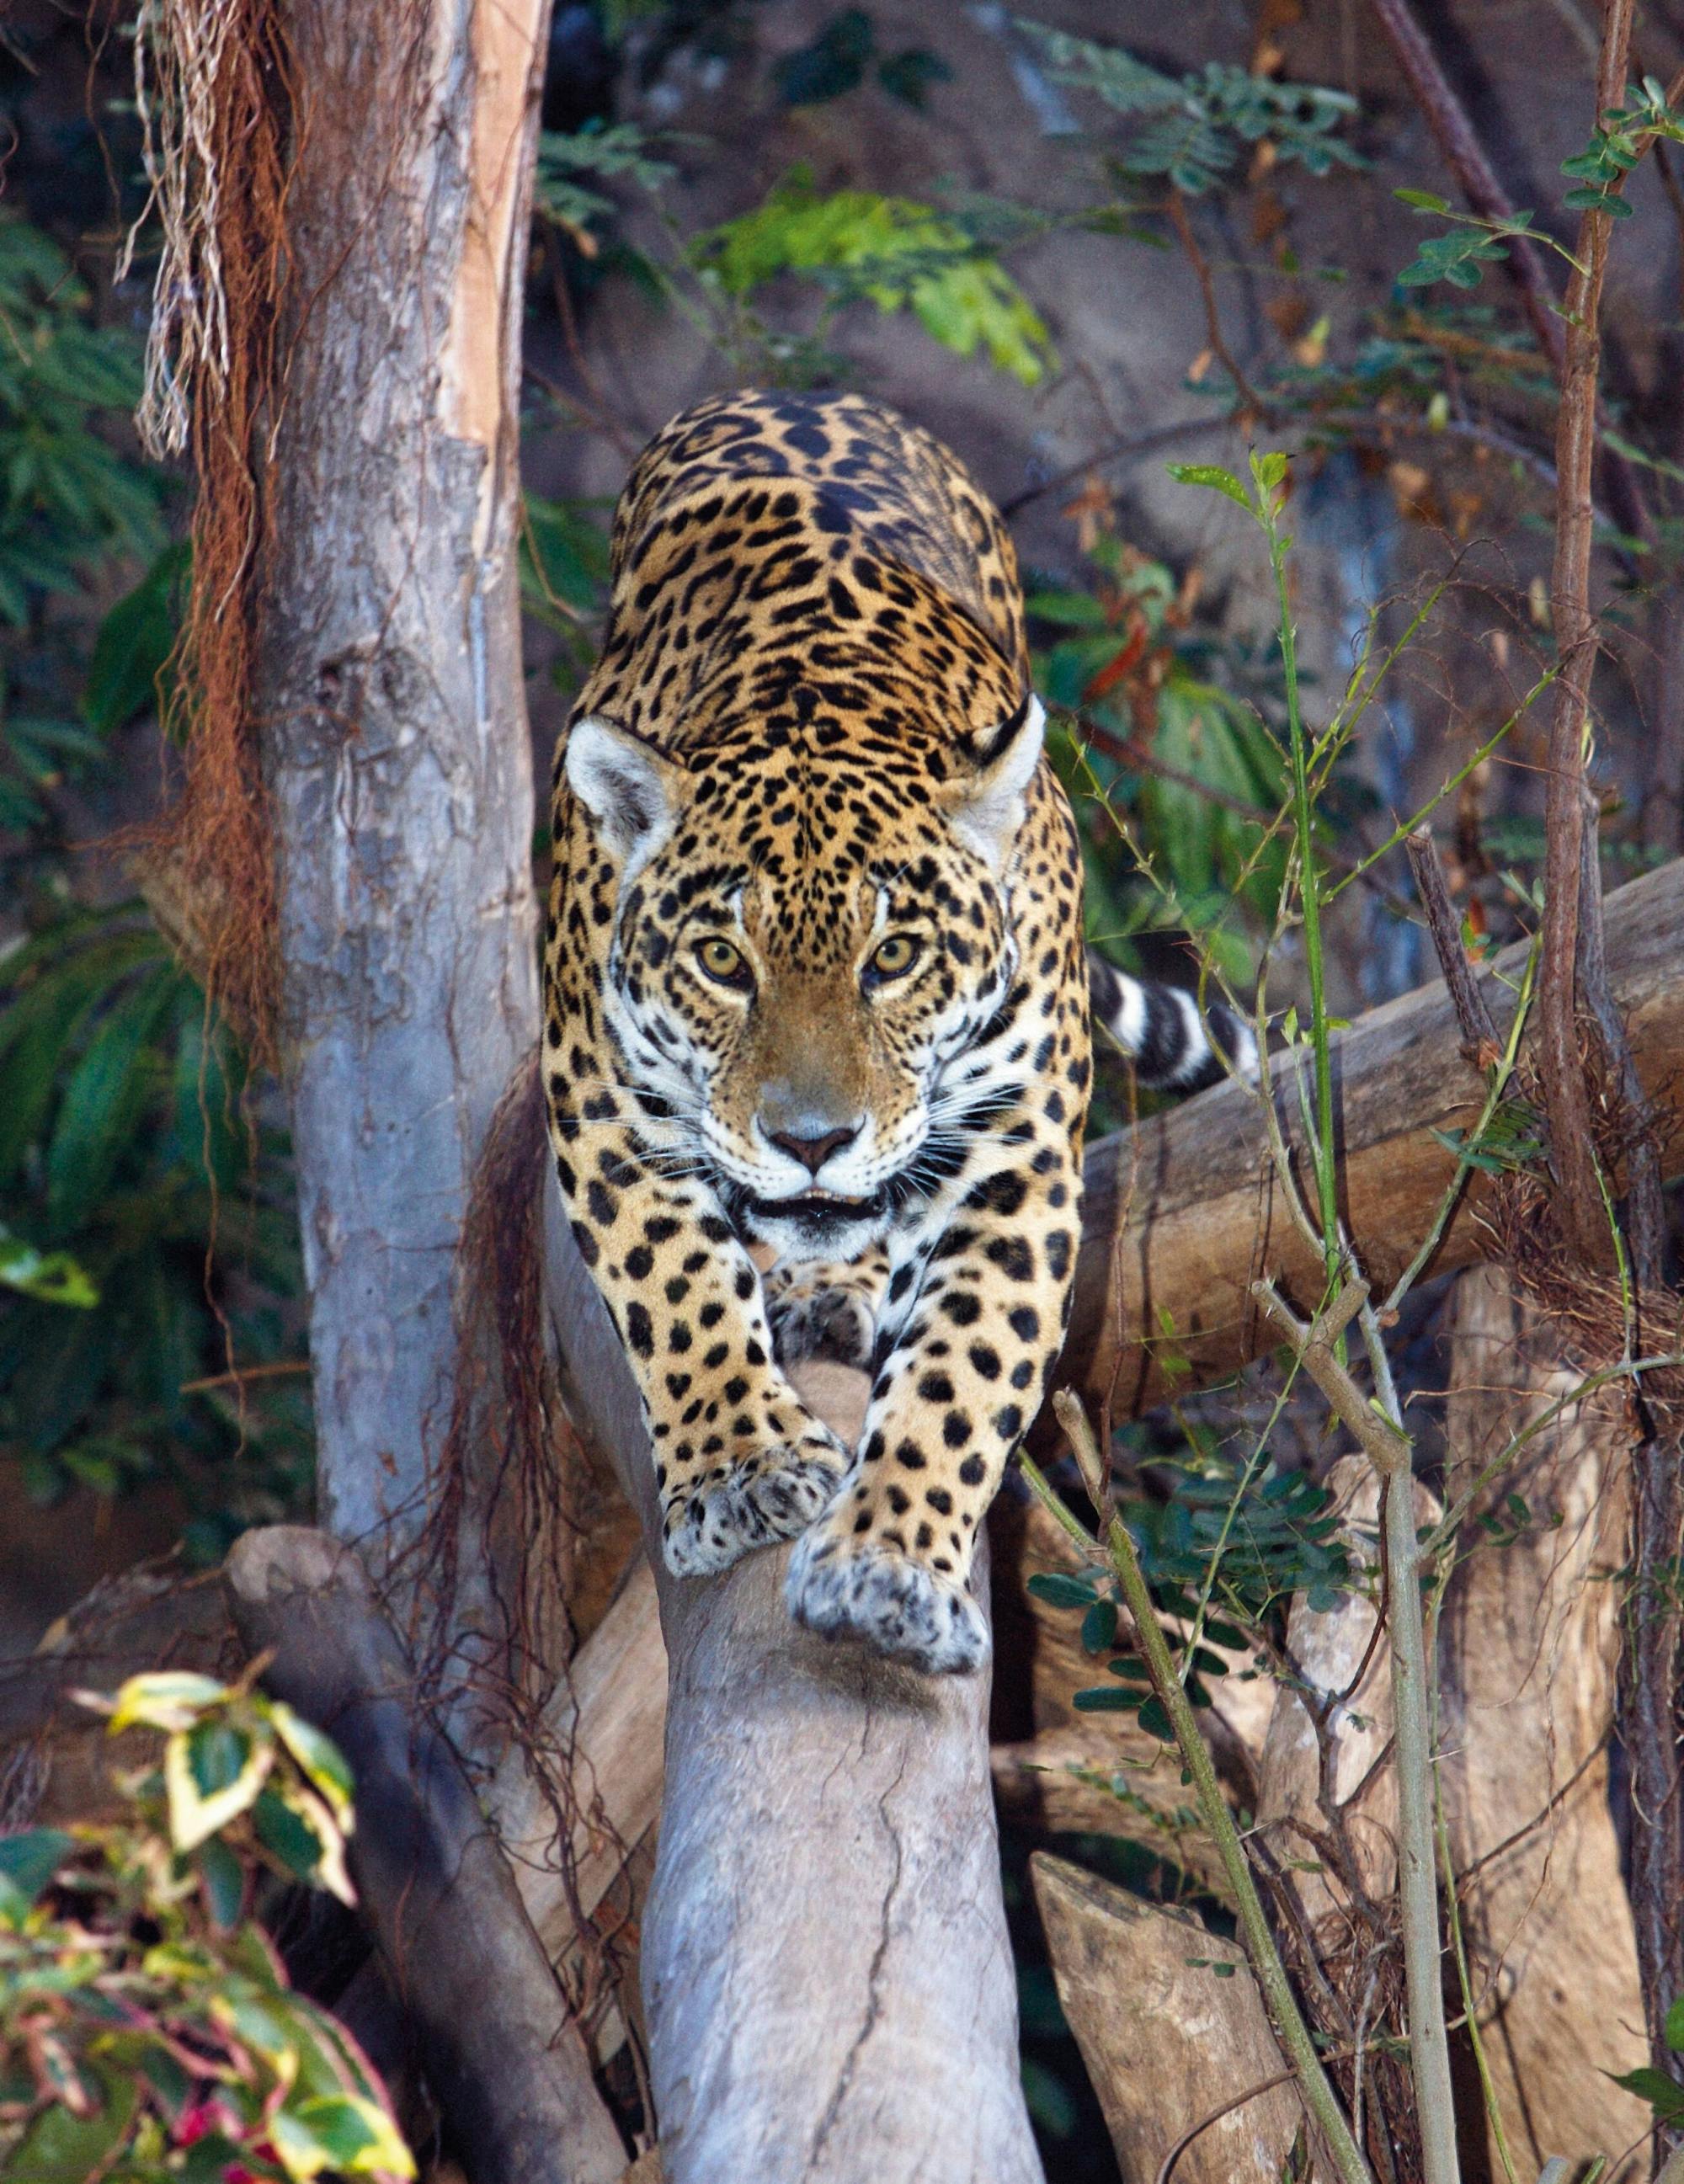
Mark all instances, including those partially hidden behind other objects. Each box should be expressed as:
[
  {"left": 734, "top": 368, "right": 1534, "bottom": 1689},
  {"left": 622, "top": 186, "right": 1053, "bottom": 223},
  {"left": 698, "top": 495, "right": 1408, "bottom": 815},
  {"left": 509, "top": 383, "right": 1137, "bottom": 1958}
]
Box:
[
  {"left": 1609, "top": 2065, "right": 1684, "bottom": 2125},
  {"left": 253, "top": 1785, "right": 329, "bottom": 1887},
  {"left": 1665, "top": 1991, "right": 1684, "bottom": 2051},
  {"left": 774, "top": 9, "right": 873, "bottom": 105},
  {"left": 1080, "top": 1598, "right": 1119, "bottom": 1654},
  {"left": 104, "top": 1670, "right": 229, "bottom": 1734},
  {"left": 877, "top": 48, "right": 953, "bottom": 109},
  {"left": 1136, "top": 1694, "right": 1173, "bottom": 1741},
  {"left": 45, "top": 967, "right": 179, "bottom": 1231},
  {"left": 1165, "top": 461, "right": 1252, "bottom": 511},
  {"left": 1025, "top": 1571, "right": 1099, "bottom": 1608},
  {"left": 82, "top": 538, "right": 188, "bottom": 735},
  {"left": 3, "top": 2066, "right": 139, "bottom": 2182},
  {"left": 0, "top": 1827, "right": 72, "bottom": 1921},
  {"left": 272, "top": 2094, "right": 414, "bottom": 2179},
  {"left": 267, "top": 1702, "right": 355, "bottom": 1825},
  {"left": 1072, "top": 1685, "right": 1141, "bottom": 1712},
  {"left": 197, "top": 1835, "right": 247, "bottom": 1928},
  {"left": 1394, "top": 187, "right": 1451, "bottom": 211},
  {"left": 164, "top": 1718, "right": 274, "bottom": 1851},
  {"left": 0, "top": 1226, "right": 98, "bottom": 1308}
]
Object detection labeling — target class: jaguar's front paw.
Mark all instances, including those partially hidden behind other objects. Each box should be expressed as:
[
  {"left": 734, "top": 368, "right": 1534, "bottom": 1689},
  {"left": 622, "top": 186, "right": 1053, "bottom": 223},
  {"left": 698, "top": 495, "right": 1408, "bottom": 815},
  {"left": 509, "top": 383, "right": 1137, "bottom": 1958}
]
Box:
[
  {"left": 662, "top": 1427, "right": 849, "bottom": 1578},
  {"left": 785, "top": 1521, "right": 990, "bottom": 1675},
  {"left": 764, "top": 1268, "right": 879, "bottom": 1369}
]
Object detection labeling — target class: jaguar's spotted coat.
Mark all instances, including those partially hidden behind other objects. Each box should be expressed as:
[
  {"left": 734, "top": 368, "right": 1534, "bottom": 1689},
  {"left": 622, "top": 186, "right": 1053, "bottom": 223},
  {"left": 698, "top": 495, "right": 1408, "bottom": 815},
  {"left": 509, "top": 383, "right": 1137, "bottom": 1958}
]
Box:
[{"left": 543, "top": 389, "right": 1250, "bottom": 1673}]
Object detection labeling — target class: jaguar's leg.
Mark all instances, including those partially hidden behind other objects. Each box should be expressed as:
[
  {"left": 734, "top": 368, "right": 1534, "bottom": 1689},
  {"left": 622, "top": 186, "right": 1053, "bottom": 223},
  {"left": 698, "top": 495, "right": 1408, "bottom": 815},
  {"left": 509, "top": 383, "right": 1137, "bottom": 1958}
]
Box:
[
  {"left": 548, "top": 1092, "right": 850, "bottom": 1579},
  {"left": 786, "top": 1111, "right": 1081, "bottom": 1675}
]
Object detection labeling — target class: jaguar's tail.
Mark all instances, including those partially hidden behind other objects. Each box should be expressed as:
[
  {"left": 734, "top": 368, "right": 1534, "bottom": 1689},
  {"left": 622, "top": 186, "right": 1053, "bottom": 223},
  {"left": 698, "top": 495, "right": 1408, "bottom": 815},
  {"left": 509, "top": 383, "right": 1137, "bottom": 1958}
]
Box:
[{"left": 1086, "top": 951, "right": 1258, "bottom": 1092}]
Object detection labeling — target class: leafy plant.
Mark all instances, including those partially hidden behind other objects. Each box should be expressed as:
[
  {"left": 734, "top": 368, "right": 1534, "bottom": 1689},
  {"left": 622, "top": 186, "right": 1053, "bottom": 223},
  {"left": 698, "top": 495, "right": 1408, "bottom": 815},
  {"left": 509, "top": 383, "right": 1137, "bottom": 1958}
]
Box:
[
  {"left": 0, "top": 212, "right": 168, "bottom": 839},
  {"left": 1015, "top": 21, "right": 1362, "bottom": 197},
  {"left": 772, "top": 9, "right": 952, "bottom": 111},
  {"left": 1026, "top": 1446, "right": 1353, "bottom": 1744},
  {"left": 1031, "top": 538, "right": 1290, "bottom": 958},
  {"left": 533, "top": 120, "right": 677, "bottom": 253},
  {"left": 0, "top": 909, "right": 310, "bottom": 1546},
  {"left": 1, "top": 1669, "right": 413, "bottom": 2182},
  {"left": 690, "top": 170, "right": 1055, "bottom": 385}
]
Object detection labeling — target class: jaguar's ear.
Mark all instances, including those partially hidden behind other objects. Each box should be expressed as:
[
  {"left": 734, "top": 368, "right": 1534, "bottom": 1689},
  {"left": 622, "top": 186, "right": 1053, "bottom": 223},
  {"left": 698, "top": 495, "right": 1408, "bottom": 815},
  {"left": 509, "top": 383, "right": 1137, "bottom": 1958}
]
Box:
[
  {"left": 564, "top": 716, "right": 687, "bottom": 876},
  {"left": 941, "top": 693, "right": 1045, "bottom": 869}
]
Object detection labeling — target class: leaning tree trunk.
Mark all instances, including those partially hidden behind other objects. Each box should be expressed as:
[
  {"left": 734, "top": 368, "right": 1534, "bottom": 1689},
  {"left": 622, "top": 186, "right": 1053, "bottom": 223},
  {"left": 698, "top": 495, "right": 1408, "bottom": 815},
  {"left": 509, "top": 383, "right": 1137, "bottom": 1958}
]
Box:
[
  {"left": 541, "top": 1180, "right": 1044, "bottom": 2184},
  {"left": 261, "top": 0, "right": 548, "bottom": 1558}
]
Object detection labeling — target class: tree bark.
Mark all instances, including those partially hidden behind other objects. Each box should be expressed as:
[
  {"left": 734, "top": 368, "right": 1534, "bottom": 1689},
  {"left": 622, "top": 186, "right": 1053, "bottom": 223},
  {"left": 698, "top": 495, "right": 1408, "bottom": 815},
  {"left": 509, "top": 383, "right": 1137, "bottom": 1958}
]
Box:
[
  {"left": 260, "top": 0, "right": 550, "bottom": 1553},
  {"left": 1437, "top": 1265, "right": 1649, "bottom": 2177},
  {"left": 1063, "top": 857, "right": 1684, "bottom": 1425},
  {"left": 539, "top": 1179, "right": 1043, "bottom": 2184},
  {"left": 1032, "top": 1853, "right": 1305, "bottom": 2184}
]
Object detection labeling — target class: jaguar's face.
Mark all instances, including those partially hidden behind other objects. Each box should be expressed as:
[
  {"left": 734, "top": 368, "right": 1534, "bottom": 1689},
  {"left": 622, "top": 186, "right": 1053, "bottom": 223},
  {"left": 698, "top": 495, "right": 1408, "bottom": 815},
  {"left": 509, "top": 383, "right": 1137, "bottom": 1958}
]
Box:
[{"left": 562, "top": 699, "right": 1042, "bottom": 1263}]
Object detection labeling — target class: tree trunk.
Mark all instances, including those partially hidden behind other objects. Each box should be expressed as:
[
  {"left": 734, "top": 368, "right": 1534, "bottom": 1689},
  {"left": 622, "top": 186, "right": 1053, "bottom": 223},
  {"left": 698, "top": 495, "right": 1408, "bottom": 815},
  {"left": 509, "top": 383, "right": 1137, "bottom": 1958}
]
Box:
[
  {"left": 1437, "top": 1265, "right": 1649, "bottom": 2176},
  {"left": 260, "top": 0, "right": 549, "bottom": 1555},
  {"left": 540, "top": 1177, "right": 1043, "bottom": 2184}
]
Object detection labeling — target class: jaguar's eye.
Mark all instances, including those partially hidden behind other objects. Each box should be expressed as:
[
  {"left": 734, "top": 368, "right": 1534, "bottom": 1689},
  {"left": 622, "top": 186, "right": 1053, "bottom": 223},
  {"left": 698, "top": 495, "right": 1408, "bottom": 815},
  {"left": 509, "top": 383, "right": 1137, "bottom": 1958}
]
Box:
[
  {"left": 696, "top": 936, "right": 749, "bottom": 986},
  {"left": 867, "top": 934, "right": 921, "bottom": 981}
]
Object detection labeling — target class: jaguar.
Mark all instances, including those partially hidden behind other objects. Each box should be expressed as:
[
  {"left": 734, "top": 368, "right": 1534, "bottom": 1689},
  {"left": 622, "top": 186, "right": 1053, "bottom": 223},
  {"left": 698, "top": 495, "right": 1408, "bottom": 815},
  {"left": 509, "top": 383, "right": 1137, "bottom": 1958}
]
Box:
[{"left": 542, "top": 388, "right": 1251, "bottom": 1674}]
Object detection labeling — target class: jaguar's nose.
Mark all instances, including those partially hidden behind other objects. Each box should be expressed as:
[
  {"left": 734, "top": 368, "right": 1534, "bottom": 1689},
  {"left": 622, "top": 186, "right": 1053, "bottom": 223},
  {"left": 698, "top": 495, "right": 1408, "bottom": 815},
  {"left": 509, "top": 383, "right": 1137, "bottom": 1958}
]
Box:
[{"left": 765, "top": 1116, "right": 861, "bottom": 1177}]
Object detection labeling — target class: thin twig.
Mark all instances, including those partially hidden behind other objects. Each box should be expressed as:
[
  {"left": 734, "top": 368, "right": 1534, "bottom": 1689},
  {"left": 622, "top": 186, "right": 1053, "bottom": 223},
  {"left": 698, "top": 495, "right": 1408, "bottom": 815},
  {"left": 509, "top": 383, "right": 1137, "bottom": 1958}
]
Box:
[
  {"left": 1165, "top": 189, "right": 1270, "bottom": 422},
  {"left": 1404, "top": 828, "right": 1500, "bottom": 1062},
  {"left": 999, "top": 418, "right": 1223, "bottom": 519}
]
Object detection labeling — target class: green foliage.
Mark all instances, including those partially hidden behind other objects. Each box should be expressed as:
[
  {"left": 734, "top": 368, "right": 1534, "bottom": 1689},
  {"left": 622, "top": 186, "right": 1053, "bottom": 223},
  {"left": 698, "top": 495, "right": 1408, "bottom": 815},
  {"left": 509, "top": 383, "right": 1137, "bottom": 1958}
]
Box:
[
  {"left": 520, "top": 492, "right": 614, "bottom": 681},
  {"left": 690, "top": 170, "right": 1055, "bottom": 385},
  {"left": 1, "top": 1671, "right": 413, "bottom": 2182},
  {"left": 1396, "top": 85, "right": 1684, "bottom": 293},
  {"left": 1562, "top": 77, "right": 1684, "bottom": 216},
  {"left": 1027, "top": 1447, "right": 1352, "bottom": 1746},
  {"left": 1611, "top": 1989, "right": 1684, "bottom": 2127},
  {"left": 1031, "top": 534, "right": 1289, "bottom": 975},
  {"left": 1393, "top": 194, "right": 1531, "bottom": 292},
  {"left": 1015, "top": 20, "right": 1361, "bottom": 196},
  {"left": 772, "top": 9, "right": 952, "bottom": 111},
  {"left": 533, "top": 120, "right": 676, "bottom": 250},
  {"left": 0, "top": 213, "right": 168, "bottom": 836},
  {"left": 0, "top": 911, "right": 310, "bottom": 1543}
]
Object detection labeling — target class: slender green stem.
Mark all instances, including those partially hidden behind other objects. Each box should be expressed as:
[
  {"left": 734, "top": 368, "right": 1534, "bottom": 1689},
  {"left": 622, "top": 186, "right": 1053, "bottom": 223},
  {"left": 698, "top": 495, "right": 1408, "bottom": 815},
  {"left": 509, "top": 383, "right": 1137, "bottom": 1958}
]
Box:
[
  {"left": 1266, "top": 507, "right": 1341, "bottom": 1304},
  {"left": 1033, "top": 1409, "right": 1377, "bottom": 2184}
]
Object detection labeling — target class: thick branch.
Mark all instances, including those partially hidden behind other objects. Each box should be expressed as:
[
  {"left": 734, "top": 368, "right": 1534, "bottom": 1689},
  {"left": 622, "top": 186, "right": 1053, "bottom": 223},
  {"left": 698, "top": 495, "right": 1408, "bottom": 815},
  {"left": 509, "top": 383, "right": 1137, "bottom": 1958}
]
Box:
[{"left": 1060, "top": 858, "right": 1684, "bottom": 1424}]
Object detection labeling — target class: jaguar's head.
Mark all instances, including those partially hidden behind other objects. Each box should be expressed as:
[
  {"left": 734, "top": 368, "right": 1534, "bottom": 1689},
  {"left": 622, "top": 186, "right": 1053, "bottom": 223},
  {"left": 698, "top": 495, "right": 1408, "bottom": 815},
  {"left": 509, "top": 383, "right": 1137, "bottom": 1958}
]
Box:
[{"left": 562, "top": 695, "right": 1043, "bottom": 1264}]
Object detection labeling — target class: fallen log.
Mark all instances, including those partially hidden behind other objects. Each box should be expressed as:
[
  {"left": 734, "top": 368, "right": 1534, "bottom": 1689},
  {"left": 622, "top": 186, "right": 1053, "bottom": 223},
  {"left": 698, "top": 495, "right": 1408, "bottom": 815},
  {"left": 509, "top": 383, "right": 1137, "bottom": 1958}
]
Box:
[
  {"left": 1065, "top": 856, "right": 1684, "bottom": 1422},
  {"left": 224, "top": 1527, "right": 628, "bottom": 2184},
  {"left": 1032, "top": 1852, "right": 1305, "bottom": 2182}
]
